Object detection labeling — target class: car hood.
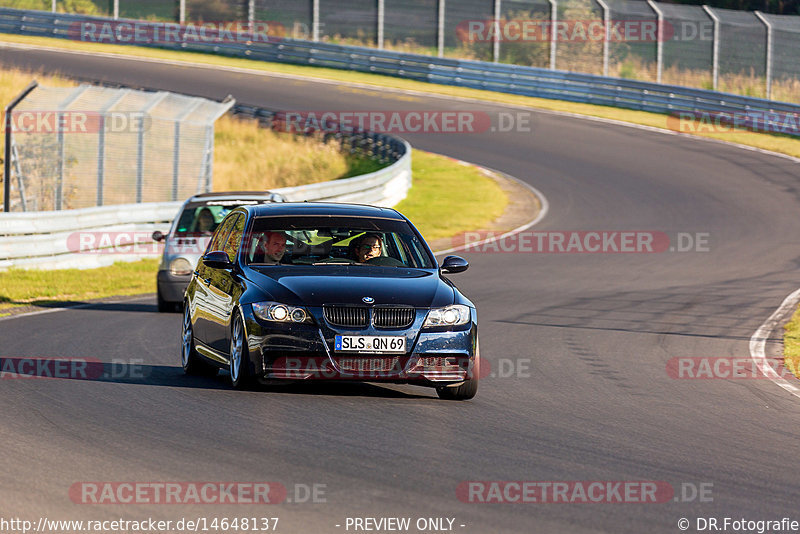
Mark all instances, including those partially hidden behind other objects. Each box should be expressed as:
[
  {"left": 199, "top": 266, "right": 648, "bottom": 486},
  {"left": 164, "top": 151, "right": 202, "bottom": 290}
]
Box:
[{"left": 247, "top": 266, "right": 455, "bottom": 308}]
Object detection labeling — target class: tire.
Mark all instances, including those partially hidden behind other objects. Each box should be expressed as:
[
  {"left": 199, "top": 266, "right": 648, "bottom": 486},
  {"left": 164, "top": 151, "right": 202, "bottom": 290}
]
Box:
[
  {"left": 181, "top": 304, "right": 217, "bottom": 377},
  {"left": 229, "top": 312, "right": 253, "bottom": 389},
  {"left": 436, "top": 344, "right": 479, "bottom": 401}
]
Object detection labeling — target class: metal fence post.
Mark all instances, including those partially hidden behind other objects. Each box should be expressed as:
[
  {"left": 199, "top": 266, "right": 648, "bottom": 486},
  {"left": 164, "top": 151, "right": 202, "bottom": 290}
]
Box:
[
  {"left": 377, "top": 0, "right": 384, "bottom": 49},
  {"left": 312, "top": 0, "right": 320, "bottom": 41},
  {"left": 492, "top": 0, "right": 501, "bottom": 63},
  {"left": 755, "top": 11, "right": 772, "bottom": 100},
  {"left": 179, "top": 0, "right": 186, "bottom": 24},
  {"left": 596, "top": 0, "right": 610, "bottom": 77},
  {"left": 55, "top": 86, "right": 89, "bottom": 211},
  {"left": 248, "top": 0, "right": 255, "bottom": 29},
  {"left": 548, "top": 0, "right": 557, "bottom": 70},
  {"left": 647, "top": 0, "right": 663, "bottom": 84},
  {"left": 3, "top": 81, "right": 37, "bottom": 213},
  {"left": 437, "top": 0, "right": 445, "bottom": 57},
  {"left": 113, "top": 0, "right": 118, "bottom": 19},
  {"left": 703, "top": 5, "right": 720, "bottom": 91},
  {"left": 137, "top": 93, "right": 168, "bottom": 203},
  {"left": 96, "top": 90, "right": 127, "bottom": 207},
  {"left": 173, "top": 100, "right": 203, "bottom": 202},
  {"left": 204, "top": 125, "right": 214, "bottom": 193},
  {"left": 51, "top": 0, "right": 56, "bottom": 13}
]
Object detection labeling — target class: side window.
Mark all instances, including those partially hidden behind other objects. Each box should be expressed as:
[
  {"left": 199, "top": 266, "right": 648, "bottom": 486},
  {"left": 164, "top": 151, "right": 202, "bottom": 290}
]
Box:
[
  {"left": 207, "top": 214, "right": 237, "bottom": 254},
  {"left": 223, "top": 214, "right": 245, "bottom": 263}
]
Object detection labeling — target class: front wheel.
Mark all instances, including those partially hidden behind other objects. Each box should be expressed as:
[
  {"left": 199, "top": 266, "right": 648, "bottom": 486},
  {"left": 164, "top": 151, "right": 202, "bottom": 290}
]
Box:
[
  {"left": 436, "top": 345, "right": 479, "bottom": 401},
  {"left": 181, "top": 304, "right": 217, "bottom": 376},
  {"left": 229, "top": 312, "right": 253, "bottom": 389}
]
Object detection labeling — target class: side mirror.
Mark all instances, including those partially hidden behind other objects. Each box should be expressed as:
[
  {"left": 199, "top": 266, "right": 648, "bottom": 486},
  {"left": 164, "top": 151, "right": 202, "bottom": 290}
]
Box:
[
  {"left": 441, "top": 255, "right": 469, "bottom": 274},
  {"left": 203, "top": 250, "right": 233, "bottom": 269},
  {"left": 152, "top": 230, "right": 164, "bottom": 242}
]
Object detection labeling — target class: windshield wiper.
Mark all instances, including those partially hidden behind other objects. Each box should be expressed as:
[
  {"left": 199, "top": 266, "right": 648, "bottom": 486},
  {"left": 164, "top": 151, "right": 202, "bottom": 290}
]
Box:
[{"left": 312, "top": 260, "right": 359, "bottom": 265}]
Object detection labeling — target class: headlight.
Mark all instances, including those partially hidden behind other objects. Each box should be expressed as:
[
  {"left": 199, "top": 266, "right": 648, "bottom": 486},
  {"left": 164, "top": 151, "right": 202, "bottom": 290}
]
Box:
[
  {"left": 169, "top": 258, "right": 193, "bottom": 275},
  {"left": 423, "top": 305, "right": 471, "bottom": 327},
  {"left": 253, "top": 302, "right": 312, "bottom": 323}
]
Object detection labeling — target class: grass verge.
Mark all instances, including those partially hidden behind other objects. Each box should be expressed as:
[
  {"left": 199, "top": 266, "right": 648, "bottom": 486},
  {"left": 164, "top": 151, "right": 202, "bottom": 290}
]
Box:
[
  {"left": 1, "top": 33, "right": 800, "bottom": 160},
  {"left": 396, "top": 151, "right": 506, "bottom": 242},
  {"left": 784, "top": 307, "right": 800, "bottom": 379},
  {"left": 0, "top": 149, "right": 508, "bottom": 311},
  {"left": 0, "top": 258, "right": 159, "bottom": 309}
]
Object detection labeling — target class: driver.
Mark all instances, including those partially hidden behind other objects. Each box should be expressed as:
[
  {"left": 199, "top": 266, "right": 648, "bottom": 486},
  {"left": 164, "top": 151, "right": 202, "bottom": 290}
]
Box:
[
  {"left": 256, "top": 231, "right": 287, "bottom": 264},
  {"left": 352, "top": 233, "right": 384, "bottom": 263},
  {"left": 195, "top": 208, "right": 216, "bottom": 234}
]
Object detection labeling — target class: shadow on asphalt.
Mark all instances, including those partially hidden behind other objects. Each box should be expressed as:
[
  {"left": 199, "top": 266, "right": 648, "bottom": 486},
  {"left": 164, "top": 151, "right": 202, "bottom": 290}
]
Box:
[
  {"left": 0, "top": 359, "right": 430, "bottom": 398},
  {"left": 0, "top": 296, "right": 161, "bottom": 316}
]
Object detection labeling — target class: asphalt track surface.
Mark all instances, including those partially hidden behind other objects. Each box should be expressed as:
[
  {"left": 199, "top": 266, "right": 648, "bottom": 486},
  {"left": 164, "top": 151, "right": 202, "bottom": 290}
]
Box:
[{"left": 2, "top": 47, "right": 800, "bottom": 534}]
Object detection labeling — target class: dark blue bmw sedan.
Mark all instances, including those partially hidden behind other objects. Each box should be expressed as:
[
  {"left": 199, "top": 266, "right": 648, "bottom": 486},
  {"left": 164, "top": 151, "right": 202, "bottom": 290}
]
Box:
[{"left": 182, "top": 202, "right": 478, "bottom": 400}]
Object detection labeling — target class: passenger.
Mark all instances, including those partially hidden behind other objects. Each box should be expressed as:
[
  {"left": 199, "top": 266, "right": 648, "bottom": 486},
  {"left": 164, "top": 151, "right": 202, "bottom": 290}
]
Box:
[{"left": 351, "top": 233, "right": 384, "bottom": 263}]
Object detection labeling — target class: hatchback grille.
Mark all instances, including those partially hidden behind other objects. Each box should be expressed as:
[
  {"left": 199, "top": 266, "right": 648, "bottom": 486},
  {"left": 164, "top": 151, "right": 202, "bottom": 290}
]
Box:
[
  {"left": 373, "top": 307, "right": 415, "bottom": 328},
  {"left": 324, "top": 306, "right": 368, "bottom": 327}
]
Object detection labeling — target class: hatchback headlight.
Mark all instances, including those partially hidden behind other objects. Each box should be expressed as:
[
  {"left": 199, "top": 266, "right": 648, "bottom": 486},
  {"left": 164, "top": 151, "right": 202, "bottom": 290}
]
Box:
[
  {"left": 253, "top": 302, "right": 312, "bottom": 323},
  {"left": 423, "top": 305, "right": 471, "bottom": 327},
  {"left": 169, "top": 258, "right": 193, "bottom": 275}
]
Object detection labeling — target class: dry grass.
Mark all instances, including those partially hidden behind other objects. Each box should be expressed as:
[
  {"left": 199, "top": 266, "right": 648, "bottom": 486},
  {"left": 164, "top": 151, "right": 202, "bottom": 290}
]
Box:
[{"left": 212, "top": 115, "right": 373, "bottom": 191}]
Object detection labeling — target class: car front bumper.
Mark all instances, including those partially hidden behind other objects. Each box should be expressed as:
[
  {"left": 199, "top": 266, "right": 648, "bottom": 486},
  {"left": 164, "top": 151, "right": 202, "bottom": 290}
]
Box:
[
  {"left": 157, "top": 270, "right": 192, "bottom": 303},
  {"left": 241, "top": 305, "right": 478, "bottom": 387}
]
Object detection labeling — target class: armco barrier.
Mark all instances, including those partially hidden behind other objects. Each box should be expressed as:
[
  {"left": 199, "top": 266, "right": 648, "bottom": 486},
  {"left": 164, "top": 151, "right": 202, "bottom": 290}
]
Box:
[
  {"left": 0, "top": 99, "right": 412, "bottom": 270},
  {"left": 0, "top": 8, "right": 799, "bottom": 134}
]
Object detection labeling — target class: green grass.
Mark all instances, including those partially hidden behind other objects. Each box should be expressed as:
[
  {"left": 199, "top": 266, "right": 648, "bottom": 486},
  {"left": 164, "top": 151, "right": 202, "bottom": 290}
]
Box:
[
  {"left": 2, "top": 33, "right": 800, "bottom": 160},
  {"left": 0, "top": 150, "right": 508, "bottom": 310},
  {"left": 0, "top": 259, "right": 159, "bottom": 309},
  {"left": 785, "top": 307, "right": 800, "bottom": 379},
  {"left": 396, "top": 150, "right": 507, "bottom": 242}
]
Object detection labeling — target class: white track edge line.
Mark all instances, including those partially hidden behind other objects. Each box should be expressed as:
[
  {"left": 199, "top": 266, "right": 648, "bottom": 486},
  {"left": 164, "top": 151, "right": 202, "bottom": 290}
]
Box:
[{"left": 749, "top": 287, "right": 800, "bottom": 397}]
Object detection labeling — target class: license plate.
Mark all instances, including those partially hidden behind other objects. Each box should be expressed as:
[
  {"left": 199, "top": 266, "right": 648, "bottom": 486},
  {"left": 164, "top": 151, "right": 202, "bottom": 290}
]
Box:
[{"left": 334, "top": 335, "right": 406, "bottom": 353}]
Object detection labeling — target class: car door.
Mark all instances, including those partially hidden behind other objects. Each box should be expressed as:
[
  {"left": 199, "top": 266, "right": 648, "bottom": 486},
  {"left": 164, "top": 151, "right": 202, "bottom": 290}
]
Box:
[
  {"left": 204, "top": 213, "right": 247, "bottom": 354},
  {"left": 193, "top": 214, "right": 237, "bottom": 346}
]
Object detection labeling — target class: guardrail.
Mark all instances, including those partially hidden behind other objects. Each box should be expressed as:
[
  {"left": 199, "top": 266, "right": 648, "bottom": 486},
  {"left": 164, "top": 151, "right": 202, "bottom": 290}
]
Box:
[
  {"left": 0, "top": 7, "right": 799, "bottom": 134},
  {"left": 0, "top": 100, "right": 412, "bottom": 270}
]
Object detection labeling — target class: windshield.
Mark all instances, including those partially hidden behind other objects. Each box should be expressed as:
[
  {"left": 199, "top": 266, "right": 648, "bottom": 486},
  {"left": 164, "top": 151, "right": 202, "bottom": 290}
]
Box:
[
  {"left": 173, "top": 200, "right": 262, "bottom": 237},
  {"left": 246, "top": 215, "right": 435, "bottom": 269}
]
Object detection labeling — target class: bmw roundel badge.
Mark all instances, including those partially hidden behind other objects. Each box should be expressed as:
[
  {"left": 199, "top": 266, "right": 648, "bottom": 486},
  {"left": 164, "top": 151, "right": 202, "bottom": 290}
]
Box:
[{"left": 362, "top": 296, "right": 375, "bottom": 304}]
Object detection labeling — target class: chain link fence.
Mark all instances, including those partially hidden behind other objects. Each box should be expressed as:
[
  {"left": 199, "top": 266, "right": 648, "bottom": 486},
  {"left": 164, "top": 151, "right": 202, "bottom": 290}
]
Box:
[
  {"left": 4, "top": 0, "right": 800, "bottom": 101},
  {"left": 4, "top": 83, "right": 233, "bottom": 212}
]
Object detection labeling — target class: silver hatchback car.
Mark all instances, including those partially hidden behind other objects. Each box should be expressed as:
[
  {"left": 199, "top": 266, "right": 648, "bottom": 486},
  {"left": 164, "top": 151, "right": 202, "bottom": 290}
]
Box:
[{"left": 152, "top": 191, "right": 284, "bottom": 312}]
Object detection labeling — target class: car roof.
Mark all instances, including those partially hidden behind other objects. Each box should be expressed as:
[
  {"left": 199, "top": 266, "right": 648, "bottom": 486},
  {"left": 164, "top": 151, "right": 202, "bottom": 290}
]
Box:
[
  {"left": 244, "top": 202, "right": 406, "bottom": 220},
  {"left": 187, "top": 191, "right": 280, "bottom": 202}
]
